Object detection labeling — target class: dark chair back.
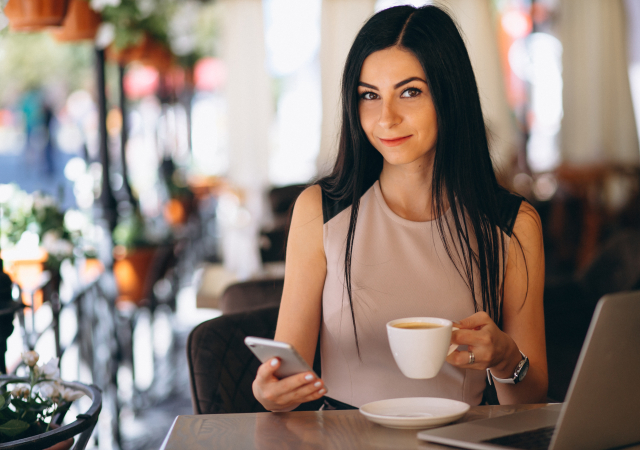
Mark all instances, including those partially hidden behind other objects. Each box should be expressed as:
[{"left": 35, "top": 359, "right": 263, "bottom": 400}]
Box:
[
  {"left": 187, "top": 306, "right": 322, "bottom": 414},
  {"left": 218, "top": 278, "right": 284, "bottom": 315},
  {"left": 187, "top": 307, "right": 279, "bottom": 414}
]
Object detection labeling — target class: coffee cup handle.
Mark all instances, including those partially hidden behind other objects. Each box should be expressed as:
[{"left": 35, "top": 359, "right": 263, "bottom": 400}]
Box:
[{"left": 448, "top": 326, "right": 459, "bottom": 356}]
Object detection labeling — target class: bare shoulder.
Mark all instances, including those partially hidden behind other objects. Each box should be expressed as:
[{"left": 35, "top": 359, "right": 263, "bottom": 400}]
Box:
[
  {"left": 512, "top": 201, "right": 542, "bottom": 242},
  {"left": 291, "top": 185, "right": 323, "bottom": 228}
]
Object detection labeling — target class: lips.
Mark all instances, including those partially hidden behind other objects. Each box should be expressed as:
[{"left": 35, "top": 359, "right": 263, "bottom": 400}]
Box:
[{"left": 379, "top": 135, "right": 412, "bottom": 147}]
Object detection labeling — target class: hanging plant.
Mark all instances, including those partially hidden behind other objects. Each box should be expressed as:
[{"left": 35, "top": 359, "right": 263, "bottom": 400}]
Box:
[
  {"left": 3, "top": 0, "right": 70, "bottom": 31},
  {"left": 50, "top": 0, "right": 101, "bottom": 42}
]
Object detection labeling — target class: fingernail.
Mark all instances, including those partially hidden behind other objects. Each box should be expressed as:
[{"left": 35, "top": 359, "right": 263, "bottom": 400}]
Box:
[
  {"left": 305, "top": 374, "right": 314, "bottom": 381},
  {"left": 314, "top": 381, "right": 322, "bottom": 388},
  {"left": 270, "top": 358, "right": 278, "bottom": 367},
  {"left": 318, "top": 388, "right": 326, "bottom": 395}
]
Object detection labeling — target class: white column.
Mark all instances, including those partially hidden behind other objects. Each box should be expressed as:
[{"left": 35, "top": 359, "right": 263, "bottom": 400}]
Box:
[
  {"left": 441, "top": 0, "right": 518, "bottom": 171},
  {"left": 219, "top": 0, "right": 273, "bottom": 279},
  {"left": 221, "top": 0, "right": 272, "bottom": 188},
  {"left": 559, "top": 0, "right": 640, "bottom": 165},
  {"left": 317, "top": 0, "right": 376, "bottom": 177}
]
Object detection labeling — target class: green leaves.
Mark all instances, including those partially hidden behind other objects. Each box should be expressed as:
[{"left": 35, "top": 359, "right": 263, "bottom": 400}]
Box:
[{"left": 0, "top": 419, "right": 29, "bottom": 437}]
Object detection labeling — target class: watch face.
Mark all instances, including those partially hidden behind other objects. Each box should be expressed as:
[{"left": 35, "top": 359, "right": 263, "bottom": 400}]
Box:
[{"left": 516, "top": 358, "right": 529, "bottom": 382}]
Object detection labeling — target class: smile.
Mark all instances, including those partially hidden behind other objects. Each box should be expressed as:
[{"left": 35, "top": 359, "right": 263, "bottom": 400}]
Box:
[{"left": 379, "top": 135, "right": 412, "bottom": 147}]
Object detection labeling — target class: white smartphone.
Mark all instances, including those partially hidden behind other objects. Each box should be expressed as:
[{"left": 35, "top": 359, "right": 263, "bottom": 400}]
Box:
[{"left": 244, "top": 336, "right": 317, "bottom": 379}]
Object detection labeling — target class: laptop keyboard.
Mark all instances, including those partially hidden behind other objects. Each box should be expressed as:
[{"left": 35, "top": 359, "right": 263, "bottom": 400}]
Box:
[{"left": 482, "top": 426, "right": 556, "bottom": 450}]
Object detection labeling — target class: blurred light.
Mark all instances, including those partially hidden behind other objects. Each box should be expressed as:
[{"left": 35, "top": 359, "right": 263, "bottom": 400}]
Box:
[
  {"left": 194, "top": 58, "right": 227, "bottom": 91},
  {"left": 66, "top": 90, "right": 94, "bottom": 121},
  {"left": 510, "top": 33, "right": 563, "bottom": 172},
  {"left": 513, "top": 172, "right": 533, "bottom": 194},
  {"left": 501, "top": 10, "right": 532, "bottom": 39},
  {"left": 0, "top": 184, "right": 15, "bottom": 203},
  {"left": 123, "top": 65, "right": 159, "bottom": 100},
  {"left": 64, "top": 210, "right": 88, "bottom": 233},
  {"left": 64, "top": 157, "right": 87, "bottom": 182},
  {"left": 533, "top": 174, "right": 558, "bottom": 201},
  {"left": 106, "top": 108, "right": 122, "bottom": 136},
  {"left": 94, "top": 22, "right": 115, "bottom": 49},
  {"left": 110, "top": 173, "right": 123, "bottom": 191}
]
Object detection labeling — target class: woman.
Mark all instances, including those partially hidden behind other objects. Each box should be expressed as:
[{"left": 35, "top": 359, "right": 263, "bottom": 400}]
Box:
[{"left": 253, "top": 4, "right": 547, "bottom": 411}]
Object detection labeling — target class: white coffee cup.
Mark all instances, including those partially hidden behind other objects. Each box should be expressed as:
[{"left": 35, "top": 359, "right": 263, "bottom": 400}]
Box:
[{"left": 386, "top": 317, "right": 459, "bottom": 379}]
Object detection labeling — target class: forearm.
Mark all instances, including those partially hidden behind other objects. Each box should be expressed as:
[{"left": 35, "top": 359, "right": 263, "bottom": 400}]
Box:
[{"left": 493, "top": 364, "right": 548, "bottom": 405}]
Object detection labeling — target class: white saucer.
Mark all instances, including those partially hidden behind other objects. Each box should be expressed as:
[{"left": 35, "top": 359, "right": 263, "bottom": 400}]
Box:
[{"left": 359, "top": 397, "right": 470, "bottom": 429}]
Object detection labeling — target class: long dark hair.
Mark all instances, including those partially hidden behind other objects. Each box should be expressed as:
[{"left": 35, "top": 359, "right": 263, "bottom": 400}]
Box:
[{"left": 317, "top": 5, "right": 514, "bottom": 352}]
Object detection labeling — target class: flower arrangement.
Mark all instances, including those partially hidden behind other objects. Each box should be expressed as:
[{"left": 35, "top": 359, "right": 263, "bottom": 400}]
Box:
[
  {"left": 0, "top": 184, "right": 97, "bottom": 270},
  {"left": 0, "top": 351, "right": 85, "bottom": 443}
]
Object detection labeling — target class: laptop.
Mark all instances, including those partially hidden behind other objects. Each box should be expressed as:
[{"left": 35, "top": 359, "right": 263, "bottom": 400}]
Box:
[{"left": 418, "top": 290, "right": 640, "bottom": 450}]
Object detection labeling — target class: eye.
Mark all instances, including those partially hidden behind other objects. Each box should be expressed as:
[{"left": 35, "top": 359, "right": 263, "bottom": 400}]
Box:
[
  {"left": 360, "top": 91, "right": 379, "bottom": 101},
  {"left": 401, "top": 87, "right": 422, "bottom": 98}
]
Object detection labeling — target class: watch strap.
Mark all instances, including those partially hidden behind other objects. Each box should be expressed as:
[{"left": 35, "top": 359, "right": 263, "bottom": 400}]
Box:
[{"left": 487, "top": 351, "right": 528, "bottom": 385}]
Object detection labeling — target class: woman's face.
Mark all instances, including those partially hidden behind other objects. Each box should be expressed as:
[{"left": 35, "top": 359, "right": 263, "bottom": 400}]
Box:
[{"left": 358, "top": 47, "right": 438, "bottom": 168}]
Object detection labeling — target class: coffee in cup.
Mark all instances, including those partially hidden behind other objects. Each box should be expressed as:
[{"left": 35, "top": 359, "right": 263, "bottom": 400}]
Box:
[{"left": 386, "top": 317, "right": 459, "bottom": 379}]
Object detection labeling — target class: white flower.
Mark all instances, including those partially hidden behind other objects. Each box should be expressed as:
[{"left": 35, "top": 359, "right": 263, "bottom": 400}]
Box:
[
  {"left": 58, "top": 386, "right": 85, "bottom": 403},
  {"left": 11, "top": 384, "right": 31, "bottom": 399},
  {"left": 39, "top": 358, "right": 60, "bottom": 380},
  {"left": 38, "top": 381, "right": 62, "bottom": 400},
  {"left": 21, "top": 350, "right": 39, "bottom": 367}
]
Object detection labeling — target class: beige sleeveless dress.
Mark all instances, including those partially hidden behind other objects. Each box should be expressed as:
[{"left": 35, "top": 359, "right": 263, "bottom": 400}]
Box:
[{"left": 319, "top": 181, "right": 521, "bottom": 407}]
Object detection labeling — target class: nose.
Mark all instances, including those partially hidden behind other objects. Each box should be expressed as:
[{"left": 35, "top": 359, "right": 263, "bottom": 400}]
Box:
[{"left": 378, "top": 98, "right": 401, "bottom": 129}]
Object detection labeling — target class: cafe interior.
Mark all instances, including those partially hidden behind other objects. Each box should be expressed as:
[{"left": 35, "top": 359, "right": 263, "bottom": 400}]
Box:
[{"left": 0, "top": 0, "right": 639, "bottom": 449}]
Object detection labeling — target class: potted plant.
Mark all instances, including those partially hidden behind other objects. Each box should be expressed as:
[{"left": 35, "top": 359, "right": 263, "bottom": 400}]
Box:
[
  {"left": 51, "top": 0, "right": 101, "bottom": 42},
  {"left": 3, "top": 0, "right": 70, "bottom": 31},
  {"left": 0, "top": 351, "right": 101, "bottom": 450},
  {"left": 0, "top": 186, "right": 74, "bottom": 309},
  {"left": 112, "top": 209, "right": 169, "bottom": 304}
]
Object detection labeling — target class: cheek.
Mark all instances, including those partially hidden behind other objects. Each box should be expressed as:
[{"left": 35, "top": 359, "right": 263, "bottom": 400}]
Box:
[{"left": 358, "top": 105, "right": 376, "bottom": 136}]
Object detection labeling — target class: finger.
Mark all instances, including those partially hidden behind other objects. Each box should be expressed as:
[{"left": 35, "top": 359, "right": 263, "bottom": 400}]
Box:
[
  {"left": 271, "top": 375, "right": 325, "bottom": 405},
  {"left": 446, "top": 349, "right": 479, "bottom": 368},
  {"left": 281, "top": 378, "right": 326, "bottom": 404},
  {"left": 265, "top": 371, "right": 319, "bottom": 400},
  {"left": 256, "top": 358, "right": 281, "bottom": 382},
  {"left": 456, "top": 311, "right": 491, "bottom": 330},
  {"left": 451, "top": 328, "right": 486, "bottom": 346},
  {"left": 296, "top": 385, "right": 328, "bottom": 404}
]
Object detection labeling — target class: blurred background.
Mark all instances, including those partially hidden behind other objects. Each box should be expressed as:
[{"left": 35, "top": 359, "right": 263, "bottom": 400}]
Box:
[{"left": 0, "top": 0, "right": 638, "bottom": 449}]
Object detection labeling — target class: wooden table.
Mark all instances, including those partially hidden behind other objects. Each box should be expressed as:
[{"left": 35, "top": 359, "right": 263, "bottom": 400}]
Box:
[{"left": 159, "top": 404, "right": 549, "bottom": 449}]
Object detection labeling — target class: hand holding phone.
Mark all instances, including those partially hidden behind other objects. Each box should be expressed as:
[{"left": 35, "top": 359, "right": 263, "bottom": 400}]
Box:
[{"left": 245, "top": 336, "right": 318, "bottom": 379}]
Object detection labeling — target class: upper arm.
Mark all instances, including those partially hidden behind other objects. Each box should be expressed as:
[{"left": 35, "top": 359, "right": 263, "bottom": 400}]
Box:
[
  {"left": 502, "top": 202, "right": 547, "bottom": 379},
  {"left": 274, "top": 185, "right": 326, "bottom": 366}
]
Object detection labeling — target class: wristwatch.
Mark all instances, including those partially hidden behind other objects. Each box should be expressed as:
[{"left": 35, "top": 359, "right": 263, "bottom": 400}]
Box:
[{"left": 486, "top": 351, "right": 529, "bottom": 385}]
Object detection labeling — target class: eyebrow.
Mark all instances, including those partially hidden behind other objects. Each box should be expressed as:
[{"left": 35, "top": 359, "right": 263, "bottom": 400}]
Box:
[{"left": 358, "top": 77, "right": 428, "bottom": 90}]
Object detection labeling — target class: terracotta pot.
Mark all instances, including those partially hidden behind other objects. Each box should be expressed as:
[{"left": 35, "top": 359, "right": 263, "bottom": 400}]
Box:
[
  {"left": 139, "top": 38, "right": 174, "bottom": 72},
  {"left": 106, "top": 35, "right": 148, "bottom": 66},
  {"left": 4, "top": 0, "right": 70, "bottom": 31},
  {"left": 80, "top": 258, "right": 104, "bottom": 284},
  {"left": 1, "top": 247, "right": 48, "bottom": 311},
  {"left": 163, "top": 198, "right": 192, "bottom": 226},
  {"left": 113, "top": 247, "right": 156, "bottom": 304},
  {"left": 50, "top": 0, "right": 100, "bottom": 42}
]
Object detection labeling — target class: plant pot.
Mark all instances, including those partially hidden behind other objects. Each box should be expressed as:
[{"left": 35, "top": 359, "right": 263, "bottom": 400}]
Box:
[
  {"left": 113, "top": 247, "right": 157, "bottom": 304},
  {"left": 0, "top": 247, "right": 48, "bottom": 311},
  {"left": 3, "top": 0, "right": 70, "bottom": 31},
  {"left": 50, "top": 0, "right": 100, "bottom": 42},
  {"left": 0, "top": 379, "right": 101, "bottom": 450},
  {"left": 163, "top": 197, "right": 194, "bottom": 226},
  {"left": 106, "top": 35, "right": 148, "bottom": 66}
]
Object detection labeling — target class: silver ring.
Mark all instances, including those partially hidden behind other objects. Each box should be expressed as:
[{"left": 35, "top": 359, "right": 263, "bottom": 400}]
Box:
[{"left": 468, "top": 351, "right": 475, "bottom": 365}]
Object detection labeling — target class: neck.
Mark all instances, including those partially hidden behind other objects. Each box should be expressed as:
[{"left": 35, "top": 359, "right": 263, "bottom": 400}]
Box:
[{"left": 378, "top": 155, "right": 436, "bottom": 221}]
